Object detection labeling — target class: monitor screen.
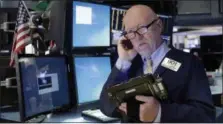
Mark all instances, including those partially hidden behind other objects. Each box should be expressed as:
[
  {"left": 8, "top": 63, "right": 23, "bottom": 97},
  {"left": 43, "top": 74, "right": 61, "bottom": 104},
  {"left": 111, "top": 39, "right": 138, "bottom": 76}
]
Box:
[
  {"left": 18, "top": 56, "right": 70, "bottom": 120},
  {"left": 200, "top": 35, "right": 223, "bottom": 52},
  {"left": 73, "top": 56, "right": 111, "bottom": 104},
  {"left": 202, "top": 54, "right": 222, "bottom": 72},
  {"left": 72, "top": 1, "right": 110, "bottom": 47}
]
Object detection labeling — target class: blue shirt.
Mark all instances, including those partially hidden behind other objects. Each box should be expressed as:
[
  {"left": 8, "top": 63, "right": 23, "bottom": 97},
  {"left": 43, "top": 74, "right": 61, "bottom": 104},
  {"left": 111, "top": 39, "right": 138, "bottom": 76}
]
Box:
[{"left": 142, "top": 42, "right": 170, "bottom": 74}]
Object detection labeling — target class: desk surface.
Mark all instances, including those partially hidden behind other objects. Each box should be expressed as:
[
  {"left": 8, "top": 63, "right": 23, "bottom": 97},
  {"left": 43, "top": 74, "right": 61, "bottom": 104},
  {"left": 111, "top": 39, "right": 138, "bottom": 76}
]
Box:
[
  {"left": 44, "top": 110, "right": 95, "bottom": 123},
  {"left": 44, "top": 105, "right": 120, "bottom": 123}
]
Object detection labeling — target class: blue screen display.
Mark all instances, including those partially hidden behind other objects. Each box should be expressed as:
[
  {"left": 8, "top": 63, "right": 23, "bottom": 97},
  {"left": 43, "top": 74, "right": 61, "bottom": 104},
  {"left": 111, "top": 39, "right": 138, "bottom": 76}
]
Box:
[
  {"left": 73, "top": 56, "right": 111, "bottom": 104},
  {"left": 72, "top": 1, "right": 110, "bottom": 47},
  {"left": 19, "top": 57, "right": 70, "bottom": 118}
]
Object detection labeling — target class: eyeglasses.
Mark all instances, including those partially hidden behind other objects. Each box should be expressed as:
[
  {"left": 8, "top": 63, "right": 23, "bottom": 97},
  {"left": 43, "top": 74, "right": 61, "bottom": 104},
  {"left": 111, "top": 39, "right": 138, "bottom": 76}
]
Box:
[{"left": 121, "top": 18, "right": 159, "bottom": 40}]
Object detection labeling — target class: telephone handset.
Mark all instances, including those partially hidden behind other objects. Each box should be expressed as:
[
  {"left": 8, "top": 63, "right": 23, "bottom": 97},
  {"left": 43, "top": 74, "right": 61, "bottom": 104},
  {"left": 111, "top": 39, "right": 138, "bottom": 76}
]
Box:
[{"left": 121, "top": 39, "right": 133, "bottom": 50}]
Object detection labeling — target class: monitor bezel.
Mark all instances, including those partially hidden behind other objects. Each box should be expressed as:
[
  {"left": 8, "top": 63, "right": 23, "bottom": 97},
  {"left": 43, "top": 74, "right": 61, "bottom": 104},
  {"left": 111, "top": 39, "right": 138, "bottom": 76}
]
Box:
[
  {"left": 71, "top": 54, "right": 112, "bottom": 107},
  {"left": 64, "top": 0, "right": 112, "bottom": 54},
  {"left": 15, "top": 54, "right": 72, "bottom": 122}
]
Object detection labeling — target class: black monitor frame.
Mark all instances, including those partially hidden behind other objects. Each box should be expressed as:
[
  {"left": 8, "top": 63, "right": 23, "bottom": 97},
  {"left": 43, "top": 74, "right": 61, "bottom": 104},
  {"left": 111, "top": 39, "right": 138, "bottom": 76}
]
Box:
[
  {"left": 70, "top": 54, "right": 112, "bottom": 108},
  {"left": 200, "top": 34, "right": 223, "bottom": 53},
  {"left": 15, "top": 54, "right": 73, "bottom": 122},
  {"left": 64, "top": 0, "right": 112, "bottom": 54}
]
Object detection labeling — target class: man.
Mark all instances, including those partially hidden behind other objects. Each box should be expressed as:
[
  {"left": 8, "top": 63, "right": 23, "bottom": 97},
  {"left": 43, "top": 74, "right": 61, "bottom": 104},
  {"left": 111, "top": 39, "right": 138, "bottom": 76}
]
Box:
[{"left": 100, "top": 5, "right": 215, "bottom": 122}]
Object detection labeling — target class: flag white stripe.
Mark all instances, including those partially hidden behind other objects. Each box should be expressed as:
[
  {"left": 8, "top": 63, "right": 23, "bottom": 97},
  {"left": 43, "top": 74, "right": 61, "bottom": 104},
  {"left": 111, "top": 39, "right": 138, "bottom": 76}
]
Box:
[
  {"left": 16, "top": 29, "right": 30, "bottom": 41},
  {"left": 17, "top": 23, "right": 29, "bottom": 31}
]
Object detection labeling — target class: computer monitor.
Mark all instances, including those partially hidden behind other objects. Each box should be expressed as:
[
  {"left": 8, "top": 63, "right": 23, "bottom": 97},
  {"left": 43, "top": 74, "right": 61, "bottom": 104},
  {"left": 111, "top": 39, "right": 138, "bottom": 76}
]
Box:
[
  {"left": 72, "top": 55, "right": 111, "bottom": 105},
  {"left": 15, "top": 55, "right": 71, "bottom": 122},
  {"left": 200, "top": 34, "right": 223, "bottom": 53},
  {"left": 202, "top": 54, "right": 222, "bottom": 72},
  {"left": 72, "top": 1, "right": 111, "bottom": 48}
]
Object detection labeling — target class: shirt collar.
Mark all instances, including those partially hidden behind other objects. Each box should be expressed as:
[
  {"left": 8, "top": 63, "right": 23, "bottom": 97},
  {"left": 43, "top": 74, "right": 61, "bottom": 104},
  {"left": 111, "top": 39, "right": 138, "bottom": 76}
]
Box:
[{"left": 141, "top": 41, "right": 170, "bottom": 63}]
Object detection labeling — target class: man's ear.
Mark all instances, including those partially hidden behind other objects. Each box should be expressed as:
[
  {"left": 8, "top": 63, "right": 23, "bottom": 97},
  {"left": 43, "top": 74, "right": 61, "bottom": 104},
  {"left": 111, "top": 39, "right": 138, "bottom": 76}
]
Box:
[{"left": 157, "top": 19, "right": 163, "bottom": 33}]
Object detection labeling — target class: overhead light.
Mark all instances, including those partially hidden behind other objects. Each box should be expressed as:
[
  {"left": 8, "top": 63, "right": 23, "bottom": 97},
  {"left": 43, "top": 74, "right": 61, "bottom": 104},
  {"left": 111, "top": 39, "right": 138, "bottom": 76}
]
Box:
[{"left": 173, "top": 27, "right": 178, "bottom": 32}]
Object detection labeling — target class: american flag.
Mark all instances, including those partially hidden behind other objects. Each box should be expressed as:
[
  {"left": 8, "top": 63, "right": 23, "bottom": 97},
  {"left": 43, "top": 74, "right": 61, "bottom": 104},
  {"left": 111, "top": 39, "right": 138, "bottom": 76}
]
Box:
[{"left": 10, "top": 0, "right": 39, "bottom": 66}]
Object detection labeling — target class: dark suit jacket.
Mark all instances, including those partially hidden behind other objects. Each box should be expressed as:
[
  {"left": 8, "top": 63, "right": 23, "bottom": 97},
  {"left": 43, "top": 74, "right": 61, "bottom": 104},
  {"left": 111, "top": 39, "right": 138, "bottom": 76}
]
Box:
[{"left": 99, "top": 48, "right": 215, "bottom": 122}]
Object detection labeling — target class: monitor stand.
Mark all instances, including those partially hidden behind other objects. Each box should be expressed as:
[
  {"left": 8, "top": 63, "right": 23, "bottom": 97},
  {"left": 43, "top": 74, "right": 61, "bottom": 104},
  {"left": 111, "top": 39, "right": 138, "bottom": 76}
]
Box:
[{"left": 25, "top": 114, "right": 46, "bottom": 123}]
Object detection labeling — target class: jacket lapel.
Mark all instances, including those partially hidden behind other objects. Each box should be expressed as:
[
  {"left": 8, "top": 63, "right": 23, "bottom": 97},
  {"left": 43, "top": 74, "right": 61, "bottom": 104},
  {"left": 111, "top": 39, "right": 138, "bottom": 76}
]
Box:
[
  {"left": 154, "top": 64, "right": 166, "bottom": 77},
  {"left": 128, "top": 54, "right": 143, "bottom": 77}
]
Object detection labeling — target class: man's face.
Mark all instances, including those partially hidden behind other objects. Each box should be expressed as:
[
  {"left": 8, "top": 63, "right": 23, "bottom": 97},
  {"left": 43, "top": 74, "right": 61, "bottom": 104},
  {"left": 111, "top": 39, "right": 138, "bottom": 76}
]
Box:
[{"left": 124, "top": 18, "right": 162, "bottom": 57}]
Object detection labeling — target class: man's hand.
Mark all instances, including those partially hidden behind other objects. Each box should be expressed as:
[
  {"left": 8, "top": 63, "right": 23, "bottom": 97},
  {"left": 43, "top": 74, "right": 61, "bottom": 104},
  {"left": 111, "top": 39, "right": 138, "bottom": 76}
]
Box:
[
  {"left": 118, "top": 102, "right": 127, "bottom": 114},
  {"left": 118, "top": 37, "right": 137, "bottom": 62},
  {"left": 135, "top": 95, "right": 160, "bottom": 122}
]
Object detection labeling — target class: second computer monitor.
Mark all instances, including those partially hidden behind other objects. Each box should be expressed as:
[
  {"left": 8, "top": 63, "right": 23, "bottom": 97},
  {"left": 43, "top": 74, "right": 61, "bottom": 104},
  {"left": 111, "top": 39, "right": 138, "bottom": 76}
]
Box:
[
  {"left": 16, "top": 55, "right": 71, "bottom": 122},
  {"left": 73, "top": 56, "right": 111, "bottom": 105}
]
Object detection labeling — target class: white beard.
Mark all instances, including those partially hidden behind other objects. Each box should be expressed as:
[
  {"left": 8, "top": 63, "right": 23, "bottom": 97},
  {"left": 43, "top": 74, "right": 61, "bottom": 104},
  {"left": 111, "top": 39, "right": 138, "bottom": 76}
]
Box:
[{"left": 138, "top": 40, "right": 157, "bottom": 58}]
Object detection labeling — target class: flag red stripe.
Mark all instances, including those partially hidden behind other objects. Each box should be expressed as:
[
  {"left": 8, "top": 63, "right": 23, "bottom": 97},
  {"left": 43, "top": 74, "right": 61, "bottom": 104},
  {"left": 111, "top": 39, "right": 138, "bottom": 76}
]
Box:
[
  {"left": 15, "top": 35, "right": 31, "bottom": 51},
  {"left": 16, "top": 34, "right": 29, "bottom": 44},
  {"left": 9, "top": 32, "right": 17, "bottom": 67},
  {"left": 9, "top": 59, "right": 14, "bottom": 67},
  {"left": 14, "top": 43, "right": 26, "bottom": 53}
]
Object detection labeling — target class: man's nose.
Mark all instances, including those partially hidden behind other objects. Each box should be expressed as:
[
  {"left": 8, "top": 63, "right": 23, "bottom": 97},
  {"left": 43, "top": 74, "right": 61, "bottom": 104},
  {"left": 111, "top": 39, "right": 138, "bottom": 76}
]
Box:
[
  {"left": 134, "top": 32, "right": 144, "bottom": 41},
  {"left": 130, "top": 34, "right": 143, "bottom": 47}
]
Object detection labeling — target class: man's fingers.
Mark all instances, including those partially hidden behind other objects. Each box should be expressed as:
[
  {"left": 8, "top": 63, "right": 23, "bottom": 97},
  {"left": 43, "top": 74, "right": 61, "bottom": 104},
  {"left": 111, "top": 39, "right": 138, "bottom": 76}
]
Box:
[
  {"left": 119, "top": 105, "right": 125, "bottom": 111},
  {"left": 118, "top": 106, "right": 127, "bottom": 114},
  {"left": 119, "top": 103, "right": 126, "bottom": 110},
  {"left": 119, "top": 103, "right": 127, "bottom": 114},
  {"left": 120, "top": 103, "right": 126, "bottom": 108},
  {"left": 118, "top": 36, "right": 127, "bottom": 44}
]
